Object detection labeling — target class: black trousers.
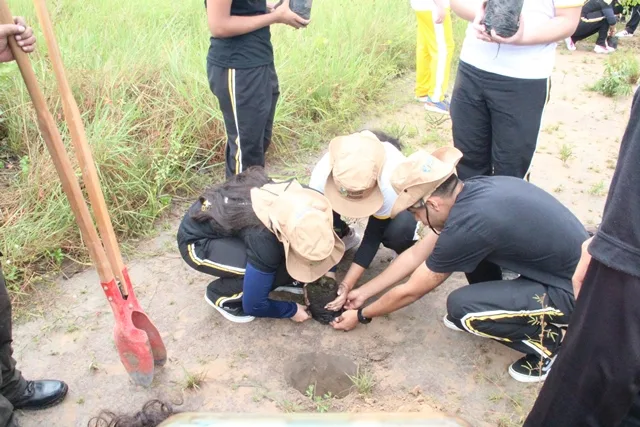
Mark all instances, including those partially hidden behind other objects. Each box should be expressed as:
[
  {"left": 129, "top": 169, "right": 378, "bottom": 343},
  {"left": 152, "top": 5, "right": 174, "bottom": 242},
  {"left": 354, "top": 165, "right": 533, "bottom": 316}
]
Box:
[
  {"left": 0, "top": 268, "right": 27, "bottom": 427},
  {"left": 615, "top": 4, "right": 640, "bottom": 34},
  {"left": 207, "top": 62, "right": 280, "bottom": 178},
  {"left": 178, "top": 237, "right": 291, "bottom": 296},
  {"left": 450, "top": 61, "right": 550, "bottom": 180},
  {"left": 447, "top": 260, "right": 573, "bottom": 358},
  {"left": 572, "top": 19, "right": 610, "bottom": 46},
  {"left": 525, "top": 259, "right": 640, "bottom": 427}
]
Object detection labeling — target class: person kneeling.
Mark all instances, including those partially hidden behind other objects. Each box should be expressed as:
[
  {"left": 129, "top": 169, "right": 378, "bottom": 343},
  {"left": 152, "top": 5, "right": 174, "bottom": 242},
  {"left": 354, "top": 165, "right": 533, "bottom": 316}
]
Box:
[
  {"left": 332, "top": 148, "right": 589, "bottom": 383},
  {"left": 177, "top": 167, "right": 344, "bottom": 323}
]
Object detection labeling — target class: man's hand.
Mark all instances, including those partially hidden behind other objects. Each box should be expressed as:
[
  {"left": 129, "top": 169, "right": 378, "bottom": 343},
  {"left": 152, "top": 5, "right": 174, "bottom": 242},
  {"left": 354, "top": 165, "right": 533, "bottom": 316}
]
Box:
[
  {"left": 488, "top": 16, "right": 525, "bottom": 45},
  {"left": 472, "top": 1, "right": 493, "bottom": 42},
  {"left": 330, "top": 309, "right": 359, "bottom": 331},
  {"left": 325, "top": 283, "right": 348, "bottom": 311},
  {"left": 434, "top": 5, "right": 446, "bottom": 24},
  {"left": 572, "top": 237, "right": 593, "bottom": 299},
  {"left": 274, "top": 0, "right": 310, "bottom": 29},
  {"left": 0, "top": 17, "right": 36, "bottom": 63},
  {"left": 291, "top": 303, "right": 311, "bottom": 322},
  {"left": 344, "top": 288, "right": 366, "bottom": 310},
  {"left": 609, "top": 26, "right": 617, "bottom": 37}
]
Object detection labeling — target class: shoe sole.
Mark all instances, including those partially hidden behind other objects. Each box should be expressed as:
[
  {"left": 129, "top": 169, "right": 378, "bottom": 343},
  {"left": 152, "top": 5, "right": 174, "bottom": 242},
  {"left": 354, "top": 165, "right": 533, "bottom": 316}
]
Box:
[
  {"left": 204, "top": 291, "right": 255, "bottom": 324},
  {"left": 424, "top": 104, "right": 450, "bottom": 115},
  {"left": 443, "top": 315, "right": 463, "bottom": 332},
  {"left": 272, "top": 286, "right": 304, "bottom": 295},
  {"left": 508, "top": 365, "right": 549, "bottom": 383},
  {"left": 14, "top": 383, "right": 69, "bottom": 411}
]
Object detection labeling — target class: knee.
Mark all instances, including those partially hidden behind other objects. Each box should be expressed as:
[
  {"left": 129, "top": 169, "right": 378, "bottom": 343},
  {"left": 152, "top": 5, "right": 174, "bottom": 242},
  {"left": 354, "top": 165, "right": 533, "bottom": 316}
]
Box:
[
  {"left": 242, "top": 294, "right": 268, "bottom": 317},
  {"left": 446, "top": 288, "right": 472, "bottom": 320}
]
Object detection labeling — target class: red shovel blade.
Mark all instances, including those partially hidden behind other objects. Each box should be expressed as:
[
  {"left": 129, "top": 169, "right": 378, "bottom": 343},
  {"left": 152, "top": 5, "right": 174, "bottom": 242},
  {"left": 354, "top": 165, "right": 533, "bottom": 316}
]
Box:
[{"left": 103, "top": 269, "right": 167, "bottom": 387}]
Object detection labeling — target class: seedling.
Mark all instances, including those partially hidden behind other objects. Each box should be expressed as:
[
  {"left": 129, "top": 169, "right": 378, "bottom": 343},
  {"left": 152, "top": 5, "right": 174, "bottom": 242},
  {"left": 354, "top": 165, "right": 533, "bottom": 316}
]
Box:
[
  {"left": 348, "top": 365, "right": 375, "bottom": 396},
  {"left": 305, "top": 384, "right": 333, "bottom": 413},
  {"left": 589, "top": 181, "right": 607, "bottom": 196},
  {"left": 182, "top": 368, "right": 206, "bottom": 391},
  {"left": 558, "top": 143, "right": 574, "bottom": 165}
]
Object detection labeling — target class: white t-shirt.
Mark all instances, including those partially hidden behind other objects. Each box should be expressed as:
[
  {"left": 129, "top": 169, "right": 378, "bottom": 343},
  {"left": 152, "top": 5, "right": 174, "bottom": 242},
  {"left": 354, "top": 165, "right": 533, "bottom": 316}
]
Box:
[
  {"left": 309, "top": 142, "right": 406, "bottom": 220},
  {"left": 459, "top": 0, "right": 585, "bottom": 79},
  {"left": 411, "top": 0, "right": 451, "bottom": 11}
]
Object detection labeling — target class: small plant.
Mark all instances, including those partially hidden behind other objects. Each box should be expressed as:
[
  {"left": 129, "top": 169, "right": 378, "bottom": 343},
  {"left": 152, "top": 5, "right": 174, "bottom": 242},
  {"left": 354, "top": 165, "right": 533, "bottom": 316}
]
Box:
[
  {"left": 182, "top": 368, "right": 207, "bottom": 391},
  {"left": 590, "top": 53, "right": 640, "bottom": 97},
  {"left": 553, "top": 185, "right": 564, "bottom": 193},
  {"left": 305, "top": 384, "right": 333, "bottom": 413},
  {"left": 348, "top": 366, "right": 376, "bottom": 396},
  {"left": 558, "top": 143, "right": 574, "bottom": 165},
  {"left": 77, "top": 397, "right": 85, "bottom": 405},
  {"left": 544, "top": 123, "right": 560, "bottom": 134},
  {"left": 589, "top": 181, "right": 607, "bottom": 196},
  {"left": 278, "top": 400, "right": 303, "bottom": 413}
]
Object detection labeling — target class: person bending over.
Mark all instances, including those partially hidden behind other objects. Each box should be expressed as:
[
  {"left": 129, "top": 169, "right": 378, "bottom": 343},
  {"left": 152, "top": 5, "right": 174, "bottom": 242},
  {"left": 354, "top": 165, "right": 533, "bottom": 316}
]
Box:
[
  {"left": 177, "top": 167, "right": 344, "bottom": 323},
  {"left": 332, "top": 148, "right": 589, "bottom": 383},
  {"left": 565, "top": 0, "right": 617, "bottom": 53}
]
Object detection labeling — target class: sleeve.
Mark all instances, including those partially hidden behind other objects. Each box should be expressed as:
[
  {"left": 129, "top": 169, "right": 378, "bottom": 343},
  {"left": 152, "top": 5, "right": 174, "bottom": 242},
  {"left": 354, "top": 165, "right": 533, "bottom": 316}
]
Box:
[
  {"left": 426, "top": 225, "right": 493, "bottom": 274},
  {"left": 602, "top": 4, "right": 616, "bottom": 25},
  {"left": 554, "top": 0, "right": 587, "bottom": 9},
  {"left": 353, "top": 216, "right": 390, "bottom": 268},
  {"left": 242, "top": 263, "right": 297, "bottom": 318},
  {"left": 308, "top": 153, "right": 331, "bottom": 194},
  {"left": 245, "top": 229, "right": 285, "bottom": 273}
]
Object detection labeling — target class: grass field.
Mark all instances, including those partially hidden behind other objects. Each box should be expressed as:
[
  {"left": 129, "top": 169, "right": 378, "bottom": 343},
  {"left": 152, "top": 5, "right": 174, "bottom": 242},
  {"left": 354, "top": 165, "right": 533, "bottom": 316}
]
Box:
[{"left": 0, "top": 0, "right": 461, "bottom": 296}]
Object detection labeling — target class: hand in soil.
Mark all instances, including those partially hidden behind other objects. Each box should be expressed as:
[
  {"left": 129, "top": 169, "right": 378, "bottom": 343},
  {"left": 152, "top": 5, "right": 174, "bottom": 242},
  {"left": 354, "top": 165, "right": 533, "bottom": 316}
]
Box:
[
  {"left": 275, "top": 0, "right": 310, "bottom": 29},
  {"left": 344, "top": 288, "right": 366, "bottom": 310},
  {"left": 330, "top": 309, "right": 359, "bottom": 332},
  {"left": 324, "top": 283, "right": 348, "bottom": 311},
  {"left": 291, "top": 303, "right": 311, "bottom": 322}
]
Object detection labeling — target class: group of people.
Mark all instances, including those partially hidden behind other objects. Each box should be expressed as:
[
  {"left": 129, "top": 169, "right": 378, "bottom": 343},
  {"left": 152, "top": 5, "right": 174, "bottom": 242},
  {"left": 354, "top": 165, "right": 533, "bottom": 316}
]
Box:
[{"left": 0, "top": 0, "right": 638, "bottom": 426}]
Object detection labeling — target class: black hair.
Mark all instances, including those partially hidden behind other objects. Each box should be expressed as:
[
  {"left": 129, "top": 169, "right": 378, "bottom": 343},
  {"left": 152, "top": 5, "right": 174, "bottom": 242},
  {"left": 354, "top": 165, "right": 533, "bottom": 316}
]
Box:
[
  {"left": 190, "top": 166, "right": 271, "bottom": 235},
  {"left": 365, "top": 129, "right": 403, "bottom": 150},
  {"left": 431, "top": 174, "right": 460, "bottom": 198},
  {"left": 88, "top": 400, "right": 176, "bottom": 427}
]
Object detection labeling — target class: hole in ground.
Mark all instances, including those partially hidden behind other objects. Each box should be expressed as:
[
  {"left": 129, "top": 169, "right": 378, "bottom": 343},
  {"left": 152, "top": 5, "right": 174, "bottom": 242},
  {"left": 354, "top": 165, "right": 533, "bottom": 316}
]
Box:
[{"left": 285, "top": 352, "right": 357, "bottom": 399}]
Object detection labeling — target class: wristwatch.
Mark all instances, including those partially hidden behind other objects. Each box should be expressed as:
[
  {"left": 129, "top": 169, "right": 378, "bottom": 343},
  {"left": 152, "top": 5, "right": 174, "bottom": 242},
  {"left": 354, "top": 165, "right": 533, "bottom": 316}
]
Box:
[{"left": 357, "top": 307, "right": 372, "bottom": 324}]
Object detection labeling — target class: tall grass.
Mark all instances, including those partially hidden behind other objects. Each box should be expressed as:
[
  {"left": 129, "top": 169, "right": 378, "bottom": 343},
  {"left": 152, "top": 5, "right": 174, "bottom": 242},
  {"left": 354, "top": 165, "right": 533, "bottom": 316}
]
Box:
[
  {"left": 590, "top": 52, "right": 640, "bottom": 97},
  {"left": 0, "top": 0, "right": 414, "bottom": 296}
]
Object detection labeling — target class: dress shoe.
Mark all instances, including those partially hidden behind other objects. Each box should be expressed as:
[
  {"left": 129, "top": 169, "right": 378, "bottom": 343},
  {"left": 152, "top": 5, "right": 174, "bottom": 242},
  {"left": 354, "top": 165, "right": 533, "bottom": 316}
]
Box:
[{"left": 12, "top": 380, "right": 68, "bottom": 410}]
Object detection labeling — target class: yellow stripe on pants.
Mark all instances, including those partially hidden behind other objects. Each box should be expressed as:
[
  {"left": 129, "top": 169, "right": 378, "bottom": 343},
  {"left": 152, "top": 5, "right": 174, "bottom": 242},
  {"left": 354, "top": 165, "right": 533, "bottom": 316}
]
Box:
[{"left": 415, "top": 9, "right": 455, "bottom": 102}]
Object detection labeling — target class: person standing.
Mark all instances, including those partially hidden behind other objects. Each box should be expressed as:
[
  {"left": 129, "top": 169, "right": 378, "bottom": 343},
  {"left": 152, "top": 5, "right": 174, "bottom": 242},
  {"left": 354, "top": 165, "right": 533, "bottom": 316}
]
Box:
[
  {"left": 0, "top": 17, "right": 68, "bottom": 427},
  {"left": 449, "top": 0, "right": 582, "bottom": 180},
  {"left": 412, "top": 0, "right": 455, "bottom": 114},
  {"left": 205, "top": 0, "right": 309, "bottom": 178},
  {"left": 524, "top": 89, "right": 640, "bottom": 426}
]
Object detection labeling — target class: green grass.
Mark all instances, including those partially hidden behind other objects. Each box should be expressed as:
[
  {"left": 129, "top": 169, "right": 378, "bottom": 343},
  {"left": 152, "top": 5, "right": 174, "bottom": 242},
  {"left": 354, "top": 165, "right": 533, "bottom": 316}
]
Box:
[
  {"left": 589, "top": 52, "right": 640, "bottom": 97},
  {"left": 0, "top": 0, "right": 416, "bottom": 296}
]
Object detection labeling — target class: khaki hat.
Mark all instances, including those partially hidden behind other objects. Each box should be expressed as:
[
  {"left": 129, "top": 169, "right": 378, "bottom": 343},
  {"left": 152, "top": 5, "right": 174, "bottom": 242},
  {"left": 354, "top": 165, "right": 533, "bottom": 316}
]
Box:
[
  {"left": 389, "top": 147, "right": 463, "bottom": 218},
  {"left": 324, "top": 131, "right": 386, "bottom": 218},
  {"left": 251, "top": 180, "right": 345, "bottom": 283}
]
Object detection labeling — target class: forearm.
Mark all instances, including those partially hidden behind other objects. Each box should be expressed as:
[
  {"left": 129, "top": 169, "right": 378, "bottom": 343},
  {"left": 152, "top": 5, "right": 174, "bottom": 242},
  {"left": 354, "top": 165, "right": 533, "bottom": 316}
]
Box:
[
  {"left": 208, "top": 13, "right": 278, "bottom": 38},
  {"left": 342, "top": 263, "right": 366, "bottom": 291},
  {"left": 433, "top": 0, "right": 448, "bottom": 10},
  {"left": 451, "top": 0, "right": 481, "bottom": 21},
  {"left": 520, "top": 11, "right": 581, "bottom": 45},
  {"left": 242, "top": 263, "right": 297, "bottom": 318}
]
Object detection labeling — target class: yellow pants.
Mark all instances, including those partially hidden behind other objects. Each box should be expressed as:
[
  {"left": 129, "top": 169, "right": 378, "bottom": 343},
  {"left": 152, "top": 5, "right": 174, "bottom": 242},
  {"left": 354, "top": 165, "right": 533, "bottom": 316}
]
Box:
[{"left": 415, "top": 9, "right": 455, "bottom": 102}]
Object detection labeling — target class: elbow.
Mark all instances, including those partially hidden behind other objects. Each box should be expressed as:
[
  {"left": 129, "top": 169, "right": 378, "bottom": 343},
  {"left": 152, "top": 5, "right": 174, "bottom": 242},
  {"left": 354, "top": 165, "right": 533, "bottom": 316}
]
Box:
[{"left": 209, "top": 26, "right": 230, "bottom": 38}]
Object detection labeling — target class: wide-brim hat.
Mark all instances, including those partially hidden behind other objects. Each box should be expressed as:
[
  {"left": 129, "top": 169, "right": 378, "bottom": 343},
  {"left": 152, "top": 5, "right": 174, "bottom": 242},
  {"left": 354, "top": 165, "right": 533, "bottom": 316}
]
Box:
[
  {"left": 251, "top": 181, "right": 345, "bottom": 283},
  {"left": 324, "top": 131, "right": 386, "bottom": 218},
  {"left": 390, "top": 146, "right": 463, "bottom": 218}
]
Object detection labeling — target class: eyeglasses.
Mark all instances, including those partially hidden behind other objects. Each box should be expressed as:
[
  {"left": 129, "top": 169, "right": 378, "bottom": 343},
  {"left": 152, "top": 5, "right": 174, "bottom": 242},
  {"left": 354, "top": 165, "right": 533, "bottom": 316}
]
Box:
[{"left": 408, "top": 198, "right": 425, "bottom": 211}]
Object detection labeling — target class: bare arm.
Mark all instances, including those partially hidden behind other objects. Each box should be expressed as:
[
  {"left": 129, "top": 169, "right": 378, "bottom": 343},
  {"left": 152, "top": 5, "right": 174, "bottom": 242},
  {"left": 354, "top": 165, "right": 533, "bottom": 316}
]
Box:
[
  {"left": 206, "top": 0, "right": 308, "bottom": 39},
  {"left": 345, "top": 231, "right": 439, "bottom": 308},
  {"left": 450, "top": 0, "right": 482, "bottom": 22},
  {"left": 486, "top": 6, "right": 582, "bottom": 45}
]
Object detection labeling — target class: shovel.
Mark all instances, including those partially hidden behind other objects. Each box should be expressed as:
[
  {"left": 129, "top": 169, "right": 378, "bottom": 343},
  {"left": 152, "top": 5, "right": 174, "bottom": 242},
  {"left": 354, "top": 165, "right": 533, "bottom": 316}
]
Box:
[{"left": 0, "top": 0, "right": 166, "bottom": 387}]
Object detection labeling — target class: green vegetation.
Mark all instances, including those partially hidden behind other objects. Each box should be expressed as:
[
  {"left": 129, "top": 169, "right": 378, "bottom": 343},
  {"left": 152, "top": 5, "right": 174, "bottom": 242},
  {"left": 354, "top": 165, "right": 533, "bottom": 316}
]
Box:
[
  {"left": 0, "top": 0, "right": 416, "bottom": 295},
  {"left": 590, "top": 53, "right": 640, "bottom": 98}
]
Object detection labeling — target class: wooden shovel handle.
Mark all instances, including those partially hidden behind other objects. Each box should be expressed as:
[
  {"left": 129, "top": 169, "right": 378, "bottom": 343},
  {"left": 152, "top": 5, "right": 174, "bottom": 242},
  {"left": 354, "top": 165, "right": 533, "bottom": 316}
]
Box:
[
  {"left": 0, "top": 0, "right": 113, "bottom": 284},
  {"left": 33, "top": 0, "right": 127, "bottom": 295}
]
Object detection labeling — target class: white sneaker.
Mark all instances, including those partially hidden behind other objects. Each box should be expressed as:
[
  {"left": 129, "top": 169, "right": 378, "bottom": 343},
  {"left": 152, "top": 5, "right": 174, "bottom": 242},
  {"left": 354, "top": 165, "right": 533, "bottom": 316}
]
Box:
[
  {"left": 416, "top": 96, "right": 430, "bottom": 103},
  {"left": 616, "top": 29, "right": 633, "bottom": 37},
  {"left": 594, "top": 44, "right": 613, "bottom": 54},
  {"left": 565, "top": 37, "right": 576, "bottom": 51},
  {"left": 443, "top": 314, "right": 463, "bottom": 332},
  {"left": 341, "top": 228, "right": 361, "bottom": 252}
]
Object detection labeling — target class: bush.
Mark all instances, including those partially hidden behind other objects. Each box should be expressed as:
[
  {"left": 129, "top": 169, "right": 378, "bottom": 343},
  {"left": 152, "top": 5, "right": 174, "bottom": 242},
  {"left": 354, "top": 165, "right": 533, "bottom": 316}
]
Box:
[{"left": 590, "top": 53, "right": 640, "bottom": 97}]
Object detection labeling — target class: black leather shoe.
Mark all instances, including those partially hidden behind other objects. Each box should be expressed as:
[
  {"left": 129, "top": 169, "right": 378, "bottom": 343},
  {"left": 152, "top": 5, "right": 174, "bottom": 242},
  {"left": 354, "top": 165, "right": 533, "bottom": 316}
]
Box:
[{"left": 12, "top": 380, "right": 68, "bottom": 410}]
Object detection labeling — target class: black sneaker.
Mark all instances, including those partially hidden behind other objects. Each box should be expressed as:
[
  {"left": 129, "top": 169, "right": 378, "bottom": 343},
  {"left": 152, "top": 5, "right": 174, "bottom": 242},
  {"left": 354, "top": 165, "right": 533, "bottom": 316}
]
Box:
[
  {"left": 205, "top": 283, "right": 254, "bottom": 324},
  {"left": 273, "top": 280, "right": 305, "bottom": 295},
  {"left": 509, "top": 353, "right": 555, "bottom": 383},
  {"left": 443, "top": 314, "right": 463, "bottom": 332}
]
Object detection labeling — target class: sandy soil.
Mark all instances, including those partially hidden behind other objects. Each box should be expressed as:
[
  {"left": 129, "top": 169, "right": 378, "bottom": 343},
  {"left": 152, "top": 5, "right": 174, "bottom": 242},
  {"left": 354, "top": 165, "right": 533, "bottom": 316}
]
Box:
[{"left": 12, "top": 41, "right": 638, "bottom": 427}]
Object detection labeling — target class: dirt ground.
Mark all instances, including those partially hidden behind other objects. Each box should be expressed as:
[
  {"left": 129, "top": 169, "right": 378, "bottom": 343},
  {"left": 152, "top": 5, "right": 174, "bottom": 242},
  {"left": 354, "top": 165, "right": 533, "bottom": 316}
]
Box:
[{"left": 13, "top": 41, "right": 637, "bottom": 427}]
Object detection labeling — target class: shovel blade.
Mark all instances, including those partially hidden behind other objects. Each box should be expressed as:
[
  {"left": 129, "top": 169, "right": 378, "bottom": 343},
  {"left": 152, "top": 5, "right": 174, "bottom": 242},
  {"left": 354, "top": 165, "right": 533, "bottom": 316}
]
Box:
[
  {"left": 113, "top": 324, "right": 155, "bottom": 387},
  {"left": 132, "top": 310, "right": 167, "bottom": 367}
]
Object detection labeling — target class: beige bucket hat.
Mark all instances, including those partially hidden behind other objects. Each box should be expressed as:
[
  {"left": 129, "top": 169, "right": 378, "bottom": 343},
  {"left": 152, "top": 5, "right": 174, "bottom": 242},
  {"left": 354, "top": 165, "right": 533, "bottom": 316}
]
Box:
[
  {"left": 390, "top": 147, "right": 463, "bottom": 218},
  {"left": 324, "top": 131, "right": 386, "bottom": 218},
  {"left": 251, "top": 180, "right": 345, "bottom": 283}
]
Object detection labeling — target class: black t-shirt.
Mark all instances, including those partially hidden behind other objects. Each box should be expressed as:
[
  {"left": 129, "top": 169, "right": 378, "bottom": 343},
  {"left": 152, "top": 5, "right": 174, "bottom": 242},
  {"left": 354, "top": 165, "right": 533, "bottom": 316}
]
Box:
[
  {"left": 589, "top": 89, "right": 640, "bottom": 278},
  {"left": 177, "top": 199, "right": 284, "bottom": 272},
  {"left": 427, "top": 177, "right": 589, "bottom": 299},
  {"left": 205, "top": 0, "right": 274, "bottom": 69}
]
